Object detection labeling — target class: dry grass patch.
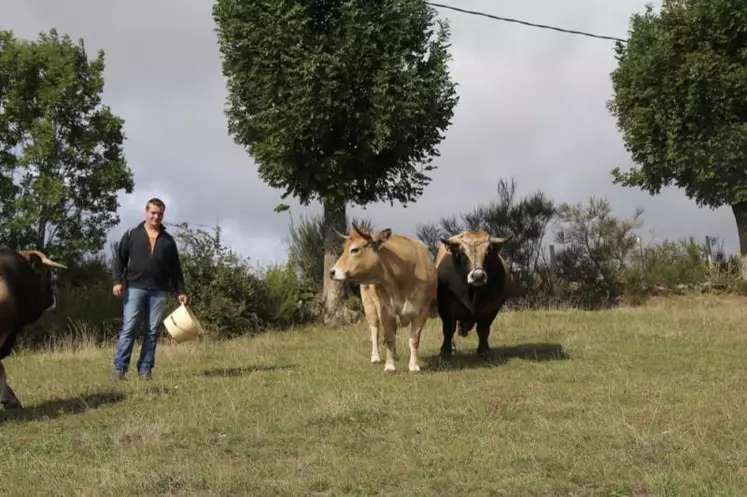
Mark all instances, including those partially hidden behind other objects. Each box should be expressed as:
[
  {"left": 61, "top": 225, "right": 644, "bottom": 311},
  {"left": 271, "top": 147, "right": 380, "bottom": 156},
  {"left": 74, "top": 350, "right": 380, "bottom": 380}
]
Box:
[{"left": 1, "top": 295, "right": 747, "bottom": 496}]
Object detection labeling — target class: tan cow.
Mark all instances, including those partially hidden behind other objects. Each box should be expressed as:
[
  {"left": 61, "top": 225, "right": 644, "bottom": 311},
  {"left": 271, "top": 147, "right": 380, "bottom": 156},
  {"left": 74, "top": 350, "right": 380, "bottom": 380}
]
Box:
[{"left": 329, "top": 224, "right": 437, "bottom": 372}]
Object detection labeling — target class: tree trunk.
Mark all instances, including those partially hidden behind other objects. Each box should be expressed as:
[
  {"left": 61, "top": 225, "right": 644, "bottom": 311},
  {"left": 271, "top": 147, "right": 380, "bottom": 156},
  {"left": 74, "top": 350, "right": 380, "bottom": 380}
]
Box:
[
  {"left": 732, "top": 203, "right": 747, "bottom": 280},
  {"left": 322, "top": 199, "right": 347, "bottom": 321}
]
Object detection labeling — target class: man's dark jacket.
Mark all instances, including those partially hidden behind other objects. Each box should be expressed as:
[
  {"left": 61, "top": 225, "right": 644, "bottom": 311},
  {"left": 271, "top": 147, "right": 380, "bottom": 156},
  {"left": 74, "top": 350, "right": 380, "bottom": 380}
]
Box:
[{"left": 112, "top": 222, "right": 186, "bottom": 295}]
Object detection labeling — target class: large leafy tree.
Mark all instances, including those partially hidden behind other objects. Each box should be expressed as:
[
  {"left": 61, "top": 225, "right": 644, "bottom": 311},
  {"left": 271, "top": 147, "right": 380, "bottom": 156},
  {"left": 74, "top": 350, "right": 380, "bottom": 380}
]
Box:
[
  {"left": 0, "top": 29, "right": 134, "bottom": 261},
  {"left": 212, "top": 0, "right": 458, "bottom": 317},
  {"left": 608, "top": 0, "right": 747, "bottom": 278}
]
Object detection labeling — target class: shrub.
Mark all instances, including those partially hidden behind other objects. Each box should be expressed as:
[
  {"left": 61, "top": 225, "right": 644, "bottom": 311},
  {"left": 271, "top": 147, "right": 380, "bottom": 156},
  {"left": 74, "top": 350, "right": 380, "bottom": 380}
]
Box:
[{"left": 172, "top": 222, "right": 317, "bottom": 339}]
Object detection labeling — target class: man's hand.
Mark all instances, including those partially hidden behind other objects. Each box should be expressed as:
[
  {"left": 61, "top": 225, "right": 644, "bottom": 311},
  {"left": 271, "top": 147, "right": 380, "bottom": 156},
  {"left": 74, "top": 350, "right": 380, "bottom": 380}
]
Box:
[
  {"left": 113, "top": 284, "right": 124, "bottom": 298},
  {"left": 178, "top": 294, "right": 188, "bottom": 305}
]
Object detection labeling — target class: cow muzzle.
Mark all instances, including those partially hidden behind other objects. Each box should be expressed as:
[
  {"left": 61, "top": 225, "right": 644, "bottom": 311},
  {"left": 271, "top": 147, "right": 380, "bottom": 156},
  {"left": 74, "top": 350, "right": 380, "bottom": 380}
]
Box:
[
  {"left": 467, "top": 269, "right": 487, "bottom": 286},
  {"left": 329, "top": 268, "right": 346, "bottom": 281}
]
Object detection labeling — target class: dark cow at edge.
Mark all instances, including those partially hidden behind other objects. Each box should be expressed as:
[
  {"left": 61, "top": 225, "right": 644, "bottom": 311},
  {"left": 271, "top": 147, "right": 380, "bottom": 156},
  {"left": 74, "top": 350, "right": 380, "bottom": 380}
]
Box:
[
  {"left": 0, "top": 248, "right": 67, "bottom": 409},
  {"left": 435, "top": 231, "right": 519, "bottom": 358}
]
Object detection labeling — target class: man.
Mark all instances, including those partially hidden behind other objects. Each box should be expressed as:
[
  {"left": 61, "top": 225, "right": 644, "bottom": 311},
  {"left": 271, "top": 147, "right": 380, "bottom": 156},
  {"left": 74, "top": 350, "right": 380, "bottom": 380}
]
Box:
[{"left": 111, "top": 197, "right": 188, "bottom": 381}]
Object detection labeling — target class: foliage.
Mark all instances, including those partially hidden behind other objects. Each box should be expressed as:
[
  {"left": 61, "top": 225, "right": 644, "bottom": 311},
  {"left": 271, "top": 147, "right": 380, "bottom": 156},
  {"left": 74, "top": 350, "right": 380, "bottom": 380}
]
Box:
[
  {"left": 608, "top": 0, "right": 747, "bottom": 271},
  {"left": 259, "top": 260, "right": 317, "bottom": 328},
  {"left": 213, "top": 0, "right": 460, "bottom": 316},
  {"left": 171, "top": 222, "right": 282, "bottom": 338},
  {"left": 212, "top": 0, "right": 459, "bottom": 208},
  {"left": 552, "top": 197, "right": 644, "bottom": 306},
  {"left": 0, "top": 29, "right": 134, "bottom": 260},
  {"left": 17, "top": 255, "right": 123, "bottom": 350}
]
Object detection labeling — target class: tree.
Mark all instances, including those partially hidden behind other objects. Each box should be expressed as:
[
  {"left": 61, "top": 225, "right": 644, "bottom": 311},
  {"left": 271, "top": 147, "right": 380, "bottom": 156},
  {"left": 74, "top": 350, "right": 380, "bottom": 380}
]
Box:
[
  {"left": 607, "top": 0, "right": 747, "bottom": 278},
  {"left": 212, "top": 0, "right": 458, "bottom": 318},
  {"left": 0, "top": 29, "right": 134, "bottom": 260}
]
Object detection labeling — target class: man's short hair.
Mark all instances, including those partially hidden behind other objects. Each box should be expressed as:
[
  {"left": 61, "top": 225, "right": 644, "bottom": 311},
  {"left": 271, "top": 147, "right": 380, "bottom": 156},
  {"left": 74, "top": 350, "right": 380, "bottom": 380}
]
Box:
[{"left": 146, "top": 198, "right": 166, "bottom": 210}]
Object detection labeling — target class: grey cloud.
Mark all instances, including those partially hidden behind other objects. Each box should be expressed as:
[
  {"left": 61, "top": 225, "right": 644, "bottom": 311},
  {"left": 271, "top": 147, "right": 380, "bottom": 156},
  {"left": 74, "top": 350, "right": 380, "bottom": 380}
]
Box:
[{"left": 0, "top": 0, "right": 738, "bottom": 264}]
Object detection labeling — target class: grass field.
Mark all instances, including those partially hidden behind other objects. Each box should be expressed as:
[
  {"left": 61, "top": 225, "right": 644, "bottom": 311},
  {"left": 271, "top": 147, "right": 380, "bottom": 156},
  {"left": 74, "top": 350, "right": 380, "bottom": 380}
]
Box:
[{"left": 2, "top": 294, "right": 747, "bottom": 496}]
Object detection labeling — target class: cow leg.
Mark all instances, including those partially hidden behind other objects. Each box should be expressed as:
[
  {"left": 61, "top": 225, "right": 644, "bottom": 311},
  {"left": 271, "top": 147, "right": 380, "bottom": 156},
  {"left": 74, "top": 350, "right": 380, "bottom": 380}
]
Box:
[
  {"left": 369, "top": 321, "right": 381, "bottom": 364},
  {"left": 475, "top": 322, "right": 490, "bottom": 357},
  {"left": 0, "top": 361, "right": 21, "bottom": 410},
  {"left": 381, "top": 314, "right": 398, "bottom": 372},
  {"left": 361, "top": 287, "right": 381, "bottom": 364},
  {"left": 475, "top": 312, "right": 499, "bottom": 357},
  {"left": 0, "top": 328, "right": 11, "bottom": 350},
  {"left": 439, "top": 314, "right": 457, "bottom": 358},
  {"left": 407, "top": 307, "right": 430, "bottom": 373}
]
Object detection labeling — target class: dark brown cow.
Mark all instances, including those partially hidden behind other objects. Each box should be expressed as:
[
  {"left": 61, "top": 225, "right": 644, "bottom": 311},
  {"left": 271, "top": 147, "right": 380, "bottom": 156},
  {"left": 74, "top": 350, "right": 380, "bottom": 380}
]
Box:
[
  {"left": 435, "top": 231, "right": 518, "bottom": 358},
  {"left": 0, "top": 249, "right": 67, "bottom": 409}
]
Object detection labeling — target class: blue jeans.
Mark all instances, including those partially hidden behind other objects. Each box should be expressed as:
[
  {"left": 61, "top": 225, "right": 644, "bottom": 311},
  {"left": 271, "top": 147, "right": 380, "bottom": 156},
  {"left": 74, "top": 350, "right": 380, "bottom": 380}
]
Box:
[{"left": 113, "top": 287, "right": 169, "bottom": 374}]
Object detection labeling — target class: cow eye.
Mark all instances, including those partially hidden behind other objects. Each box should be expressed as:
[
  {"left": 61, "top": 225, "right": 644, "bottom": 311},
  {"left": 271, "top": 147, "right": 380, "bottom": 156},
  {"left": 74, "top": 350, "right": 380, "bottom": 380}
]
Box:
[{"left": 350, "top": 247, "right": 360, "bottom": 254}]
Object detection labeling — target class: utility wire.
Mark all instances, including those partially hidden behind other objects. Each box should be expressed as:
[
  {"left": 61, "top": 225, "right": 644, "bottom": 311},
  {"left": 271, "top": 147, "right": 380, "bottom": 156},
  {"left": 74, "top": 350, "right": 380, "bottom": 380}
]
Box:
[{"left": 425, "top": 2, "right": 628, "bottom": 44}]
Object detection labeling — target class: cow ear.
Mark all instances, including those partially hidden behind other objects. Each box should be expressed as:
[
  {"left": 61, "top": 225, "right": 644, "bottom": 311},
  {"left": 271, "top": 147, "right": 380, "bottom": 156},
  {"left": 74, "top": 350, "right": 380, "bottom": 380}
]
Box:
[
  {"left": 27, "top": 253, "right": 45, "bottom": 271},
  {"left": 373, "top": 228, "right": 391, "bottom": 248},
  {"left": 440, "top": 238, "right": 460, "bottom": 252}
]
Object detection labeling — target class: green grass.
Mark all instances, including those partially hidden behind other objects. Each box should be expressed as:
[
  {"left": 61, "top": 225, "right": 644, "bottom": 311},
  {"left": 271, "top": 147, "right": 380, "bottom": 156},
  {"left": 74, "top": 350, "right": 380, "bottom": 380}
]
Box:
[{"left": 2, "top": 294, "right": 747, "bottom": 496}]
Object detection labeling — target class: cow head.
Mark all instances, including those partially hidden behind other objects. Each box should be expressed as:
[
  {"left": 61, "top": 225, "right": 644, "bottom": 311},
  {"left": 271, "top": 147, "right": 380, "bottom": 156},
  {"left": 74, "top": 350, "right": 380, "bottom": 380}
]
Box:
[
  {"left": 440, "top": 231, "right": 511, "bottom": 287},
  {"left": 329, "top": 224, "right": 392, "bottom": 285},
  {"left": 17, "top": 250, "right": 67, "bottom": 312}
]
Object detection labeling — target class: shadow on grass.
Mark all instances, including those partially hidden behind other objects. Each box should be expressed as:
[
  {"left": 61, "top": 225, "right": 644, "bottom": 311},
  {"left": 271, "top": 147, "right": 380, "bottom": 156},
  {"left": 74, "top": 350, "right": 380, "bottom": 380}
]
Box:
[
  {"left": 423, "top": 342, "right": 569, "bottom": 372},
  {"left": 201, "top": 364, "right": 296, "bottom": 378},
  {"left": 0, "top": 391, "right": 127, "bottom": 424}
]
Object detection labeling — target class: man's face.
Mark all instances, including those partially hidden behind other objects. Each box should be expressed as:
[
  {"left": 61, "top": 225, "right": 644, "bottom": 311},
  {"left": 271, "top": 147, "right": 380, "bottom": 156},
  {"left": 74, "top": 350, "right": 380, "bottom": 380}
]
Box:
[{"left": 145, "top": 204, "right": 164, "bottom": 228}]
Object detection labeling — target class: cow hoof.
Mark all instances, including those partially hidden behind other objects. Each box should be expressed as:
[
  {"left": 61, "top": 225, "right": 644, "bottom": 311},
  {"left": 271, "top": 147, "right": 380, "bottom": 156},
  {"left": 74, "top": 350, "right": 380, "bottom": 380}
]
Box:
[
  {"left": 371, "top": 357, "right": 382, "bottom": 364},
  {"left": 408, "top": 364, "right": 421, "bottom": 373},
  {"left": 383, "top": 364, "right": 396, "bottom": 372}
]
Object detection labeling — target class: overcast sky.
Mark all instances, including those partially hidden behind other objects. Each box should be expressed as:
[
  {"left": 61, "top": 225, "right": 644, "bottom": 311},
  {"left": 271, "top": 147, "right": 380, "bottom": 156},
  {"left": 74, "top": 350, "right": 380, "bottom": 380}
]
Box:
[{"left": 1, "top": 0, "right": 740, "bottom": 265}]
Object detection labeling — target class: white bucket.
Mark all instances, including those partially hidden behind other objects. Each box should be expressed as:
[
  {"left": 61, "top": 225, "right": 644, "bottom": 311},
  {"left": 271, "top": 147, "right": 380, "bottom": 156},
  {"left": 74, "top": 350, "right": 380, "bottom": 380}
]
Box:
[{"left": 163, "top": 304, "right": 205, "bottom": 343}]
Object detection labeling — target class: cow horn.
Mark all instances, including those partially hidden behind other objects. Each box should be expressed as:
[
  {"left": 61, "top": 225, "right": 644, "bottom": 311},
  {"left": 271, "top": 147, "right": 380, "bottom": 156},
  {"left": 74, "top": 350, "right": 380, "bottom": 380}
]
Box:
[
  {"left": 490, "top": 235, "right": 512, "bottom": 245},
  {"left": 333, "top": 228, "right": 348, "bottom": 240},
  {"left": 42, "top": 257, "right": 67, "bottom": 269},
  {"left": 18, "top": 250, "right": 68, "bottom": 269}
]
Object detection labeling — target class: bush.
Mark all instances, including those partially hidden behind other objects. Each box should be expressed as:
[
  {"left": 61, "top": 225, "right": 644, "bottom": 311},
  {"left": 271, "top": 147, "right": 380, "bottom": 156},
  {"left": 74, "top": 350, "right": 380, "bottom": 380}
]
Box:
[
  {"left": 18, "top": 256, "right": 122, "bottom": 351},
  {"left": 259, "top": 260, "right": 317, "bottom": 328},
  {"left": 172, "top": 222, "right": 317, "bottom": 339}
]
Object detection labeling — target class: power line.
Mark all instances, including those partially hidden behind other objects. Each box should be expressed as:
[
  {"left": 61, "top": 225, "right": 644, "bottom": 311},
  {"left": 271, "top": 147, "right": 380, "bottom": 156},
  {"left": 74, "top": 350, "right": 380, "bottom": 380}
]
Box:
[{"left": 425, "top": 2, "right": 628, "bottom": 44}]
